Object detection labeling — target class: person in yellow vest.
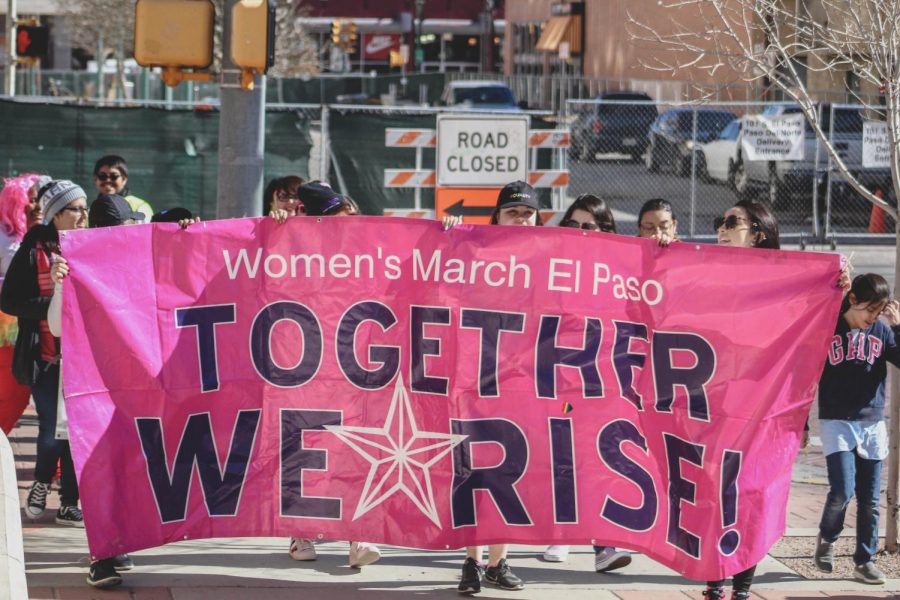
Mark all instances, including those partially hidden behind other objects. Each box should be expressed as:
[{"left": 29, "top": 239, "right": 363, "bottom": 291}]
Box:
[{"left": 93, "top": 155, "right": 153, "bottom": 223}]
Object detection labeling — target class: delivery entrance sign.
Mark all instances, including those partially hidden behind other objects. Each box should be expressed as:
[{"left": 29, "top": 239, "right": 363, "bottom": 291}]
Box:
[{"left": 436, "top": 115, "right": 529, "bottom": 187}]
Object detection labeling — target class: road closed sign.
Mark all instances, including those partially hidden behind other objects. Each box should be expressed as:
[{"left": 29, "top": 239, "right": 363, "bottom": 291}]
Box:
[{"left": 437, "top": 114, "right": 529, "bottom": 187}]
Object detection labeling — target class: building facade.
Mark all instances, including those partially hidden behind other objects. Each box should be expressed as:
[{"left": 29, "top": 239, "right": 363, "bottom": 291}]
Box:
[
  {"left": 297, "top": 0, "right": 505, "bottom": 73},
  {"left": 504, "top": 0, "right": 759, "bottom": 101}
]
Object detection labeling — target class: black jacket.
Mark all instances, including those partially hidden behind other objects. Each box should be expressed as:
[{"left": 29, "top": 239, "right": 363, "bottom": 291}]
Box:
[{"left": 0, "top": 225, "right": 58, "bottom": 386}]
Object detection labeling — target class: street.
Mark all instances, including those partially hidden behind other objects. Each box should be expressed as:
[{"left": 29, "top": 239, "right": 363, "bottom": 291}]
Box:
[{"left": 567, "top": 154, "right": 882, "bottom": 240}]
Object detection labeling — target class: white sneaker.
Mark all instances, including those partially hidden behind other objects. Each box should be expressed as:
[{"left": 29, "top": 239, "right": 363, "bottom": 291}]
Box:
[
  {"left": 289, "top": 538, "right": 317, "bottom": 561},
  {"left": 542, "top": 545, "right": 570, "bottom": 562},
  {"left": 349, "top": 541, "right": 381, "bottom": 568},
  {"left": 594, "top": 547, "right": 631, "bottom": 572}
]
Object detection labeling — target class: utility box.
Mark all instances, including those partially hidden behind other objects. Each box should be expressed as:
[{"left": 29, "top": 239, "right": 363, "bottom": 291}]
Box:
[
  {"left": 134, "top": 0, "right": 215, "bottom": 68},
  {"left": 231, "top": 0, "right": 276, "bottom": 72}
]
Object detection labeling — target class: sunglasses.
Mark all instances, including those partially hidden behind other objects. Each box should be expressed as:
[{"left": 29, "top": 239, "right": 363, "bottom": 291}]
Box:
[
  {"left": 561, "top": 219, "right": 614, "bottom": 233},
  {"left": 96, "top": 172, "right": 122, "bottom": 182},
  {"left": 714, "top": 215, "right": 755, "bottom": 231}
]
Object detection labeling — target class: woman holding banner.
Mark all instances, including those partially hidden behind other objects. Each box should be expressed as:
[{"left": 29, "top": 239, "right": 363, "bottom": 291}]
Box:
[
  {"left": 637, "top": 198, "right": 679, "bottom": 246},
  {"left": 263, "top": 175, "right": 306, "bottom": 218},
  {"left": 701, "top": 198, "right": 781, "bottom": 600},
  {"left": 451, "top": 181, "right": 537, "bottom": 594},
  {"left": 47, "top": 192, "right": 150, "bottom": 588},
  {"left": 273, "top": 182, "right": 380, "bottom": 568},
  {"left": 541, "top": 193, "right": 633, "bottom": 574}
]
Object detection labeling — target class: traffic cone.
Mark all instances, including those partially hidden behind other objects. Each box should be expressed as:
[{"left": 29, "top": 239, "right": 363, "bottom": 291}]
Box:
[{"left": 868, "top": 188, "right": 889, "bottom": 233}]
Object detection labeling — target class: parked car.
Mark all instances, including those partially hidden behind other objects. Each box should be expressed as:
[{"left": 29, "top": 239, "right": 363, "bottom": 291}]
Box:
[
  {"left": 570, "top": 92, "right": 658, "bottom": 162},
  {"left": 733, "top": 104, "right": 892, "bottom": 208},
  {"left": 697, "top": 118, "right": 742, "bottom": 185},
  {"left": 645, "top": 108, "right": 737, "bottom": 176},
  {"left": 441, "top": 80, "right": 524, "bottom": 112}
]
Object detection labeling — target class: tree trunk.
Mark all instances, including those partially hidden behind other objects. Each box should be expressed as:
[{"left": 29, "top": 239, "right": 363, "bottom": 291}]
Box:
[{"left": 886, "top": 234, "right": 900, "bottom": 553}]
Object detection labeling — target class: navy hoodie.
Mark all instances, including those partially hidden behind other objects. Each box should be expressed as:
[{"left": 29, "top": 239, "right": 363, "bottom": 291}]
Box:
[{"left": 818, "top": 314, "right": 900, "bottom": 421}]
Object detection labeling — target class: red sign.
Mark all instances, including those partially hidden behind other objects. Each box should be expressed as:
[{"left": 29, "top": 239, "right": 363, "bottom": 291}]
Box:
[{"left": 364, "top": 34, "right": 400, "bottom": 60}]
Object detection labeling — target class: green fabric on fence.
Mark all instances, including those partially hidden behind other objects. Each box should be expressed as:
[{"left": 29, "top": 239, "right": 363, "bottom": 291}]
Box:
[
  {"left": 0, "top": 100, "right": 313, "bottom": 219},
  {"left": 327, "top": 110, "right": 436, "bottom": 214}
]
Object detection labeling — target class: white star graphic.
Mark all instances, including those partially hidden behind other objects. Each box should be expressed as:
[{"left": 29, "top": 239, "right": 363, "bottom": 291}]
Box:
[{"left": 325, "top": 377, "right": 467, "bottom": 528}]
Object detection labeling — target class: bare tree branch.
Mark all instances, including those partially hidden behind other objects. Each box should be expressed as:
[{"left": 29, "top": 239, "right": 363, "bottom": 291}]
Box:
[{"left": 628, "top": 0, "right": 899, "bottom": 217}]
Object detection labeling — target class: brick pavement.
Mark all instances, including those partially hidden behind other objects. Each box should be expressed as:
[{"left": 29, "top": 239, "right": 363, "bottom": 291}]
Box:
[{"left": 11, "top": 407, "right": 900, "bottom": 599}]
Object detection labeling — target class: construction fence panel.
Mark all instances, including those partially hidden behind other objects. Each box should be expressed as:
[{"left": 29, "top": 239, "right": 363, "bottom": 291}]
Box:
[{"left": 564, "top": 98, "right": 892, "bottom": 241}]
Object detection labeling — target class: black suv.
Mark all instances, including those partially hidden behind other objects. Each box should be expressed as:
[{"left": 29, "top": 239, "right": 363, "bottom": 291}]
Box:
[
  {"left": 571, "top": 92, "right": 658, "bottom": 162},
  {"left": 645, "top": 108, "right": 737, "bottom": 176}
]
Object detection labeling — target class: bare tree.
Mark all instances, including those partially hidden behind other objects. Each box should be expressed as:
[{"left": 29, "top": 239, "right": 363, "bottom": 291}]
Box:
[
  {"left": 61, "top": 0, "right": 135, "bottom": 98},
  {"left": 270, "top": 0, "right": 320, "bottom": 77},
  {"left": 630, "top": 0, "right": 900, "bottom": 552}
]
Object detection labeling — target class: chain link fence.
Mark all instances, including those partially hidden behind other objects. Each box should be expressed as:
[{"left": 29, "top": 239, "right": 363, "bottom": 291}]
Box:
[
  {"left": 565, "top": 98, "right": 896, "bottom": 243},
  {"left": 0, "top": 93, "right": 894, "bottom": 244}
]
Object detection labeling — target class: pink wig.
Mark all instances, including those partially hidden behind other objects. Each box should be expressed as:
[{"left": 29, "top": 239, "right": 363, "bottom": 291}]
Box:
[{"left": 0, "top": 173, "right": 41, "bottom": 241}]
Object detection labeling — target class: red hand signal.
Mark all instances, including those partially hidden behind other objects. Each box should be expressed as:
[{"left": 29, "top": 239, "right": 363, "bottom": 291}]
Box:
[{"left": 17, "top": 30, "right": 32, "bottom": 55}]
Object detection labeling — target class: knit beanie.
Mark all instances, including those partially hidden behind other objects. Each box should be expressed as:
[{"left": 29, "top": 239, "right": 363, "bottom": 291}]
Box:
[
  {"left": 41, "top": 180, "right": 86, "bottom": 224},
  {"left": 34, "top": 175, "right": 52, "bottom": 195}
]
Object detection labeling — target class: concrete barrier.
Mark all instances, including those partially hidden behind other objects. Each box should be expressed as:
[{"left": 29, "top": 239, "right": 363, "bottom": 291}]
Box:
[{"left": 0, "top": 430, "right": 26, "bottom": 599}]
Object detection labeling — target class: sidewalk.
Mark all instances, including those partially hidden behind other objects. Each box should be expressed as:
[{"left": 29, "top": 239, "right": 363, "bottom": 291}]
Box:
[{"left": 11, "top": 408, "right": 900, "bottom": 600}]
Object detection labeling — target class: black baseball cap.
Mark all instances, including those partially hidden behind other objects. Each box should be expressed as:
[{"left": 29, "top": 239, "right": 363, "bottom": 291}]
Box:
[
  {"left": 151, "top": 207, "right": 193, "bottom": 223},
  {"left": 496, "top": 181, "right": 539, "bottom": 211},
  {"left": 298, "top": 182, "right": 353, "bottom": 216},
  {"left": 89, "top": 194, "right": 145, "bottom": 228}
]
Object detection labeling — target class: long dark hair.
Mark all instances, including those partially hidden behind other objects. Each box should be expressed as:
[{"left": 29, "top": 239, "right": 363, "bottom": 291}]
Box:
[
  {"left": 735, "top": 199, "right": 780, "bottom": 249},
  {"left": 841, "top": 273, "right": 891, "bottom": 314},
  {"left": 561, "top": 194, "right": 616, "bottom": 233},
  {"left": 638, "top": 198, "right": 676, "bottom": 226},
  {"left": 262, "top": 175, "right": 305, "bottom": 215}
]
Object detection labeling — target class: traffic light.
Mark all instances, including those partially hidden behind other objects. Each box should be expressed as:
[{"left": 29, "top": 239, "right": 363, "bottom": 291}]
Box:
[
  {"left": 134, "top": 0, "right": 215, "bottom": 69},
  {"left": 231, "top": 0, "right": 276, "bottom": 72},
  {"left": 331, "top": 19, "right": 343, "bottom": 45},
  {"left": 16, "top": 25, "right": 49, "bottom": 58},
  {"left": 345, "top": 21, "right": 358, "bottom": 54}
]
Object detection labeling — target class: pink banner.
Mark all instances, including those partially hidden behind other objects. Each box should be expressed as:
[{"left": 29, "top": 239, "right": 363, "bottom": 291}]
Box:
[{"left": 60, "top": 217, "right": 841, "bottom": 580}]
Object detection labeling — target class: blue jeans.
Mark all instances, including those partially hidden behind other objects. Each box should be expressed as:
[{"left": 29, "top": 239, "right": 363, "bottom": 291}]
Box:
[
  {"left": 31, "top": 362, "right": 78, "bottom": 506},
  {"left": 819, "top": 449, "right": 882, "bottom": 565}
]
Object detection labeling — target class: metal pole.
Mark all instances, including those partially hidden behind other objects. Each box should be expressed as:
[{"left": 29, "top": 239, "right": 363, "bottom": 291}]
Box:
[
  {"left": 689, "top": 108, "right": 698, "bottom": 238},
  {"left": 5, "top": 0, "right": 16, "bottom": 96},
  {"left": 319, "top": 105, "right": 329, "bottom": 183},
  {"left": 414, "top": 0, "right": 424, "bottom": 72},
  {"left": 216, "top": 0, "right": 267, "bottom": 218},
  {"left": 414, "top": 146, "right": 422, "bottom": 210},
  {"left": 96, "top": 31, "right": 104, "bottom": 101},
  {"left": 811, "top": 103, "right": 823, "bottom": 240},
  {"left": 824, "top": 103, "right": 835, "bottom": 241}
]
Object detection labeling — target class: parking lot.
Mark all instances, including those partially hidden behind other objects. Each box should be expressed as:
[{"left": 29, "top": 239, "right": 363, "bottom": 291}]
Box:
[{"left": 567, "top": 153, "right": 886, "bottom": 241}]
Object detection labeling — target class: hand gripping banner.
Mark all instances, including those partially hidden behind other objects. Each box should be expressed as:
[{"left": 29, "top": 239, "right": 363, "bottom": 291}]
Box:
[{"left": 60, "top": 217, "right": 841, "bottom": 580}]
